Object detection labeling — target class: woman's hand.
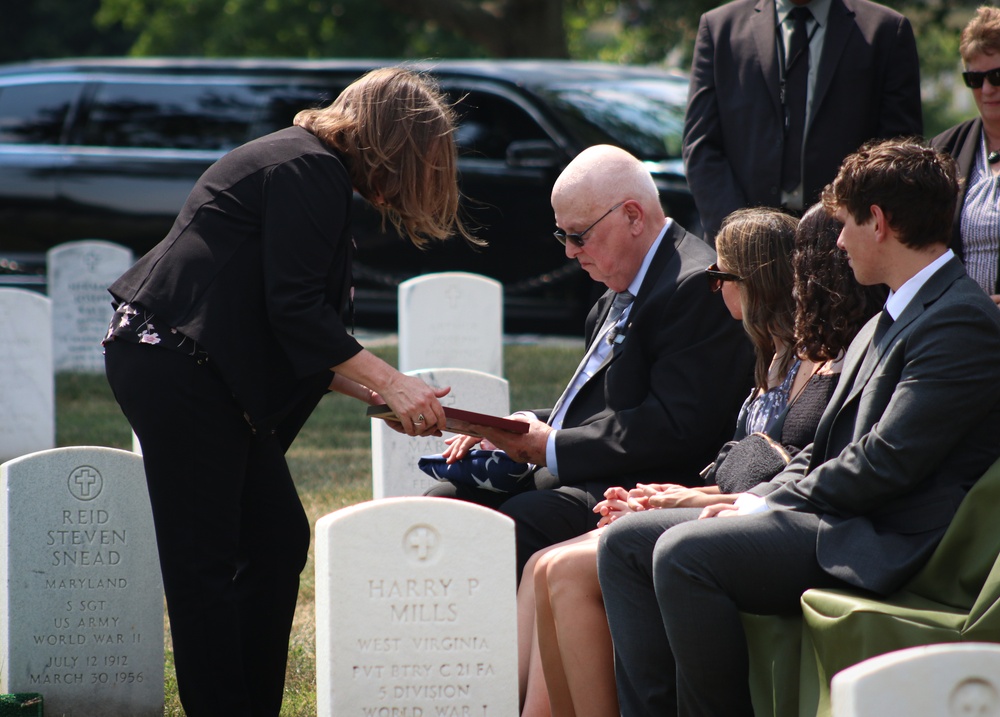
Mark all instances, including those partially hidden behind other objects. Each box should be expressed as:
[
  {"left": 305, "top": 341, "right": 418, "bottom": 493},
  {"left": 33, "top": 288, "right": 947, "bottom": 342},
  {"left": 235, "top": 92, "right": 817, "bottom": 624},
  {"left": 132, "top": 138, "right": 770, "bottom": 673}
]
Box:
[
  {"left": 380, "top": 372, "right": 449, "bottom": 436},
  {"left": 595, "top": 486, "right": 632, "bottom": 527},
  {"left": 648, "top": 485, "right": 727, "bottom": 509},
  {"left": 330, "top": 350, "right": 450, "bottom": 437},
  {"left": 625, "top": 483, "right": 679, "bottom": 512},
  {"left": 699, "top": 503, "right": 741, "bottom": 519}
]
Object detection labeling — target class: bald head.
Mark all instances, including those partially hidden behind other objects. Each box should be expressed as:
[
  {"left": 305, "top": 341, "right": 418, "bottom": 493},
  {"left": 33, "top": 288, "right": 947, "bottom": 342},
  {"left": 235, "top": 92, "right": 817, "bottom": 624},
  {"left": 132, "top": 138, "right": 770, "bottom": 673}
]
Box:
[
  {"left": 551, "top": 145, "right": 668, "bottom": 292},
  {"left": 552, "top": 145, "right": 663, "bottom": 223}
]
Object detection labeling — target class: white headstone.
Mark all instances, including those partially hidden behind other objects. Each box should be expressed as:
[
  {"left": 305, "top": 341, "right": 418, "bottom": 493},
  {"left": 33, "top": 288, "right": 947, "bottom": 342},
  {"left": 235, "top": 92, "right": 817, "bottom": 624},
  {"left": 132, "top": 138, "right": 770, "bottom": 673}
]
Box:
[
  {"left": 0, "top": 289, "right": 54, "bottom": 462},
  {"left": 315, "top": 497, "right": 518, "bottom": 717},
  {"left": 831, "top": 643, "right": 1000, "bottom": 717},
  {"left": 1, "top": 446, "right": 164, "bottom": 716},
  {"left": 372, "top": 368, "right": 510, "bottom": 499},
  {"left": 47, "top": 240, "right": 134, "bottom": 373},
  {"left": 398, "top": 272, "right": 503, "bottom": 376}
]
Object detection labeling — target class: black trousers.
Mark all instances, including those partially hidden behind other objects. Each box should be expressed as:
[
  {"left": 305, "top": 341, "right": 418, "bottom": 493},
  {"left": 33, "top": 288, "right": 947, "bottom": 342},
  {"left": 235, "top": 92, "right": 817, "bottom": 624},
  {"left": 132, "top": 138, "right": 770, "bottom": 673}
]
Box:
[
  {"left": 105, "top": 341, "right": 311, "bottom": 717},
  {"left": 597, "top": 508, "right": 850, "bottom": 717}
]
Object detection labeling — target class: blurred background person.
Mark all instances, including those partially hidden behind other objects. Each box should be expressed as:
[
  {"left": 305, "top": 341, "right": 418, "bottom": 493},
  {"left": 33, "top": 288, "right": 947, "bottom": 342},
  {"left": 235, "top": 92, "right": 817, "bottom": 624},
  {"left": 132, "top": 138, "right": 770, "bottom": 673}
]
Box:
[
  {"left": 683, "top": 0, "right": 923, "bottom": 241},
  {"left": 931, "top": 5, "right": 1000, "bottom": 304}
]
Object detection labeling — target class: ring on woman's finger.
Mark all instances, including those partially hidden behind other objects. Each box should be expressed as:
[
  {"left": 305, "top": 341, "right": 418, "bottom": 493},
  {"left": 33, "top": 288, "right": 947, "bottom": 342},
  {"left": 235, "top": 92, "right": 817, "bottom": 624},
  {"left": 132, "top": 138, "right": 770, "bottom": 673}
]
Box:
[{"left": 414, "top": 413, "right": 426, "bottom": 424}]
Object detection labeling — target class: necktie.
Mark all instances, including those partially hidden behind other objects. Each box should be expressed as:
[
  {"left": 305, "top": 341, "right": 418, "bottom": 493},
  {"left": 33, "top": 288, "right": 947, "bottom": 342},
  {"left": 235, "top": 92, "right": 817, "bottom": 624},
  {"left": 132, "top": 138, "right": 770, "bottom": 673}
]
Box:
[
  {"left": 781, "top": 6, "right": 812, "bottom": 193},
  {"left": 549, "top": 291, "right": 634, "bottom": 425},
  {"left": 872, "top": 309, "right": 894, "bottom": 346},
  {"left": 853, "top": 308, "right": 894, "bottom": 387},
  {"left": 597, "top": 290, "right": 635, "bottom": 344}
]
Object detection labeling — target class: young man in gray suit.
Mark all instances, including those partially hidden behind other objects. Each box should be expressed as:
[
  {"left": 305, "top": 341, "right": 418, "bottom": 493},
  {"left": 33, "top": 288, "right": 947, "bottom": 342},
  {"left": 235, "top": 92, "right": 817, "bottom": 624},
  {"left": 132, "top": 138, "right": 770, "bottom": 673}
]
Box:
[
  {"left": 683, "top": 0, "right": 923, "bottom": 241},
  {"left": 598, "top": 139, "right": 1000, "bottom": 717}
]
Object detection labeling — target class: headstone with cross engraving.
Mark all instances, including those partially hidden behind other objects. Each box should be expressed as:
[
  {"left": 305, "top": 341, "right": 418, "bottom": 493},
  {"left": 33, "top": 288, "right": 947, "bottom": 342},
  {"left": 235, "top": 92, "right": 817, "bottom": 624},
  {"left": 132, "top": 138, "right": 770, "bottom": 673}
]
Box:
[
  {"left": 47, "top": 240, "right": 134, "bottom": 373},
  {"left": 372, "top": 368, "right": 510, "bottom": 498},
  {"left": 315, "top": 497, "right": 517, "bottom": 717},
  {"left": 0, "top": 289, "right": 54, "bottom": 463},
  {"left": 831, "top": 643, "right": 1000, "bottom": 717},
  {"left": 0, "top": 446, "right": 164, "bottom": 716},
  {"left": 398, "top": 272, "right": 503, "bottom": 376}
]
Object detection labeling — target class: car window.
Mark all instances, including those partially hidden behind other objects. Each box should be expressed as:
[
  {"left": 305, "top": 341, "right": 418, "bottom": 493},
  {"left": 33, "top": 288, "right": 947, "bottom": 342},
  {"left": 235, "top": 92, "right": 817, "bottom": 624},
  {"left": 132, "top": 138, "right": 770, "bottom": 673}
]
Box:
[
  {"left": 536, "top": 79, "right": 688, "bottom": 161},
  {"left": 253, "top": 84, "right": 342, "bottom": 137},
  {"left": 78, "top": 81, "right": 267, "bottom": 150},
  {"left": 451, "top": 90, "right": 548, "bottom": 160},
  {"left": 0, "top": 82, "right": 81, "bottom": 144}
]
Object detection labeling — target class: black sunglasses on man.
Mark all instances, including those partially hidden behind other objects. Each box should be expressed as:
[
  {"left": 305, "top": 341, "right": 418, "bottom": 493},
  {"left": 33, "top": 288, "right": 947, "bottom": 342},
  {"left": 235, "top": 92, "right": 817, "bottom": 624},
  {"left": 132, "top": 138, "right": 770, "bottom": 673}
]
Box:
[{"left": 553, "top": 201, "right": 626, "bottom": 248}]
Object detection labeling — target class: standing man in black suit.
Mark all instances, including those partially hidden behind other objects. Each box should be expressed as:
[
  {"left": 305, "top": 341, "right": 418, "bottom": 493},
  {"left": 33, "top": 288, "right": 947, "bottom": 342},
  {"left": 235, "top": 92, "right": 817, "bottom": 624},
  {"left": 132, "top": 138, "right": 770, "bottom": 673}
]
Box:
[
  {"left": 683, "top": 0, "right": 923, "bottom": 240},
  {"left": 598, "top": 140, "right": 1000, "bottom": 717},
  {"left": 432, "top": 144, "right": 753, "bottom": 580}
]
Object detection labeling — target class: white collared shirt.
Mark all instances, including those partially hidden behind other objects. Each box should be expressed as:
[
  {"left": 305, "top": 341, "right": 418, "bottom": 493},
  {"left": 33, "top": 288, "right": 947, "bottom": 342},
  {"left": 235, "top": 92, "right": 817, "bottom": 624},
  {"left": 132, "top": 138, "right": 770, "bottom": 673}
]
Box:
[{"left": 884, "top": 249, "right": 955, "bottom": 320}]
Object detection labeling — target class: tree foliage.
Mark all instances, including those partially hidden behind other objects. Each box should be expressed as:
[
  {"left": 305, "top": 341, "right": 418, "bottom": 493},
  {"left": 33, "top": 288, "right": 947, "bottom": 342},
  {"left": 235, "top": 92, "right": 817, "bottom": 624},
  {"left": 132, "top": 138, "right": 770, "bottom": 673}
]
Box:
[
  {"left": 0, "top": 0, "right": 135, "bottom": 63},
  {"left": 1, "top": 0, "right": 987, "bottom": 136},
  {"left": 372, "top": 0, "right": 569, "bottom": 58},
  {"left": 94, "top": 0, "right": 487, "bottom": 58}
]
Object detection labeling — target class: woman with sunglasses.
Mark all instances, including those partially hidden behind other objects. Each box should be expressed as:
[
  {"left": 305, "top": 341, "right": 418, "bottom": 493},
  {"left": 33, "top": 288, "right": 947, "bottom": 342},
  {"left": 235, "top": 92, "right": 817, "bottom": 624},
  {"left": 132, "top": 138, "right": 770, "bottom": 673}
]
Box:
[
  {"left": 930, "top": 6, "right": 1000, "bottom": 305},
  {"left": 517, "top": 205, "right": 885, "bottom": 717}
]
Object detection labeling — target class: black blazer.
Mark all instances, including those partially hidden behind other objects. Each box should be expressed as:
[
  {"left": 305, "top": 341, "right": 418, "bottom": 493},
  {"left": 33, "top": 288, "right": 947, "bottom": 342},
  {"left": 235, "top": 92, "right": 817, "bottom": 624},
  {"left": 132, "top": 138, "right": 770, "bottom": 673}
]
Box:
[
  {"left": 531, "top": 220, "right": 755, "bottom": 498},
  {"left": 109, "top": 127, "right": 362, "bottom": 433},
  {"left": 930, "top": 117, "right": 1000, "bottom": 294},
  {"left": 683, "top": 0, "right": 923, "bottom": 238}
]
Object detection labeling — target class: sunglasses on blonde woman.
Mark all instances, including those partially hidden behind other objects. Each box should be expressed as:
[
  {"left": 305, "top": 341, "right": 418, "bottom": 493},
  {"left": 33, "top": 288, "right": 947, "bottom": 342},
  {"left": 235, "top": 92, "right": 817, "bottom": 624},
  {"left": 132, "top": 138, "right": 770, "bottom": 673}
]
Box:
[{"left": 705, "top": 263, "right": 744, "bottom": 293}]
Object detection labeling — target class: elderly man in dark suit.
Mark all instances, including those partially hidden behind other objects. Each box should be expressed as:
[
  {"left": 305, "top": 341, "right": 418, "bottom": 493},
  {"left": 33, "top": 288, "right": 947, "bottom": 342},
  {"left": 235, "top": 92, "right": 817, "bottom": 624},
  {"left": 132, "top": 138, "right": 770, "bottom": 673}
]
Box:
[
  {"left": 598, "top": 140, "right": 1000, "bottom": 717},
  {"left": 683, "top": 0, "right": 923, "bottom": 240},
  {"left": 431, "top": 144, "right": 753, "bottom": 580}
]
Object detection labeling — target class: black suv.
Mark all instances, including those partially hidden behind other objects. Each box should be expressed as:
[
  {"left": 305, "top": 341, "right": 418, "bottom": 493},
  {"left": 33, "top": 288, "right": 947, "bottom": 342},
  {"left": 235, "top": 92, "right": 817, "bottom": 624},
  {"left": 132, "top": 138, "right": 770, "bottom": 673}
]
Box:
[{"left": 0, "top": 58, "right": 696, "bottom": 334}]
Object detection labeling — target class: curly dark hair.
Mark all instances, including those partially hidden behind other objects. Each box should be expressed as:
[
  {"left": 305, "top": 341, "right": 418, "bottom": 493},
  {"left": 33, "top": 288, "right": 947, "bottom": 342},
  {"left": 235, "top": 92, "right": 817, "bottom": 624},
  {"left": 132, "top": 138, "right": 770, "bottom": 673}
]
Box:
[{"left": 793, "top": 204, "right": 888, "bottom": 361}]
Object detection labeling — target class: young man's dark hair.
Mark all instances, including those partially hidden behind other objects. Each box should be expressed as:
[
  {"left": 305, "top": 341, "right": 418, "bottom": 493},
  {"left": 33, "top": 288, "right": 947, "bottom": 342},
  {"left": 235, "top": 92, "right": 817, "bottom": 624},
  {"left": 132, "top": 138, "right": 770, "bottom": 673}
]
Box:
[{"left": 821, "top": 139, "right": 960, "bottom": 248}]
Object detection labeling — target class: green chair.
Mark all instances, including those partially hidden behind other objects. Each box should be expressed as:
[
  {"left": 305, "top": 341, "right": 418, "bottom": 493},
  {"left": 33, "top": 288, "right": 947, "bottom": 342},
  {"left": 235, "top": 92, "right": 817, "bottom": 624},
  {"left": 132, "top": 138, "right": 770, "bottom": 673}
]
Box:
[
  {"left": 799, "top": 455, "right": 1000, "bottom": 716},
  {"left": 745, "top": 456, "right": 1000, "bottom": 717}
]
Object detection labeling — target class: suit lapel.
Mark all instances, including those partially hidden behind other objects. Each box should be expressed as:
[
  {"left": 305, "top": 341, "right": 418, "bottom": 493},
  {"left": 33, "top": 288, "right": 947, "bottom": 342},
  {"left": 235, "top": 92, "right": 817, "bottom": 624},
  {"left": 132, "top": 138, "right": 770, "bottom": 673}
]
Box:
[
  {"left": 807, "top": 313, "right": 874, "bottom": 463},
  {"left": 588, "top": 291, "right": 615, "bottom": 346},
  {"left": 810, "top": 258, "right": 966, "bottom": 464},
  {"left": 843, "top": 260, "right": 965, "bottom": 405},
  {"left": 752, "top": 0, "right": 782, "bottom": 117},
  {"left": 956, "top": 117, "right": 982, "bottom": 182},
  {"left": 808, "top": 0, "right": 854, "bottom": 135}
]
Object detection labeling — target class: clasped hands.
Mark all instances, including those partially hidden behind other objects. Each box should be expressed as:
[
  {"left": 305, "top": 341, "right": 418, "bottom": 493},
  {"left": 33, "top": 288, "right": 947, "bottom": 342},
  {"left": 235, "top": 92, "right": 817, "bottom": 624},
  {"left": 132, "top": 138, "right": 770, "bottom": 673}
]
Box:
[{"left": 594, "top": 483, "right": 742, "bottom": 527}]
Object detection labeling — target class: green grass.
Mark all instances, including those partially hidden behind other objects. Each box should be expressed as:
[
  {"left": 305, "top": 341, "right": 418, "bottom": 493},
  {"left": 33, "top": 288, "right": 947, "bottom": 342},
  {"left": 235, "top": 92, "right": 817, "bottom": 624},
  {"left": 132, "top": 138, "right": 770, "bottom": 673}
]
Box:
[{"left": 55, "top": 341, "right": 581, "bottom": 716}]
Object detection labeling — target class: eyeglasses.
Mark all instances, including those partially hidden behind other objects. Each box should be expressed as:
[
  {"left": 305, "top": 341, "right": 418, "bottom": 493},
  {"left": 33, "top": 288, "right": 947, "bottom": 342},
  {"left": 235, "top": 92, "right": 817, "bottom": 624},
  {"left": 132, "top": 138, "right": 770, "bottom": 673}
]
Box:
[
  {"left": 705, "top": 263, "right": 744, "bottom": 293},
  {"left": 962, "top": 66, "right": 1000, "bottom": 89},
  {"left": 554, "top": 201, "right": 626, "bottom": 248}
]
